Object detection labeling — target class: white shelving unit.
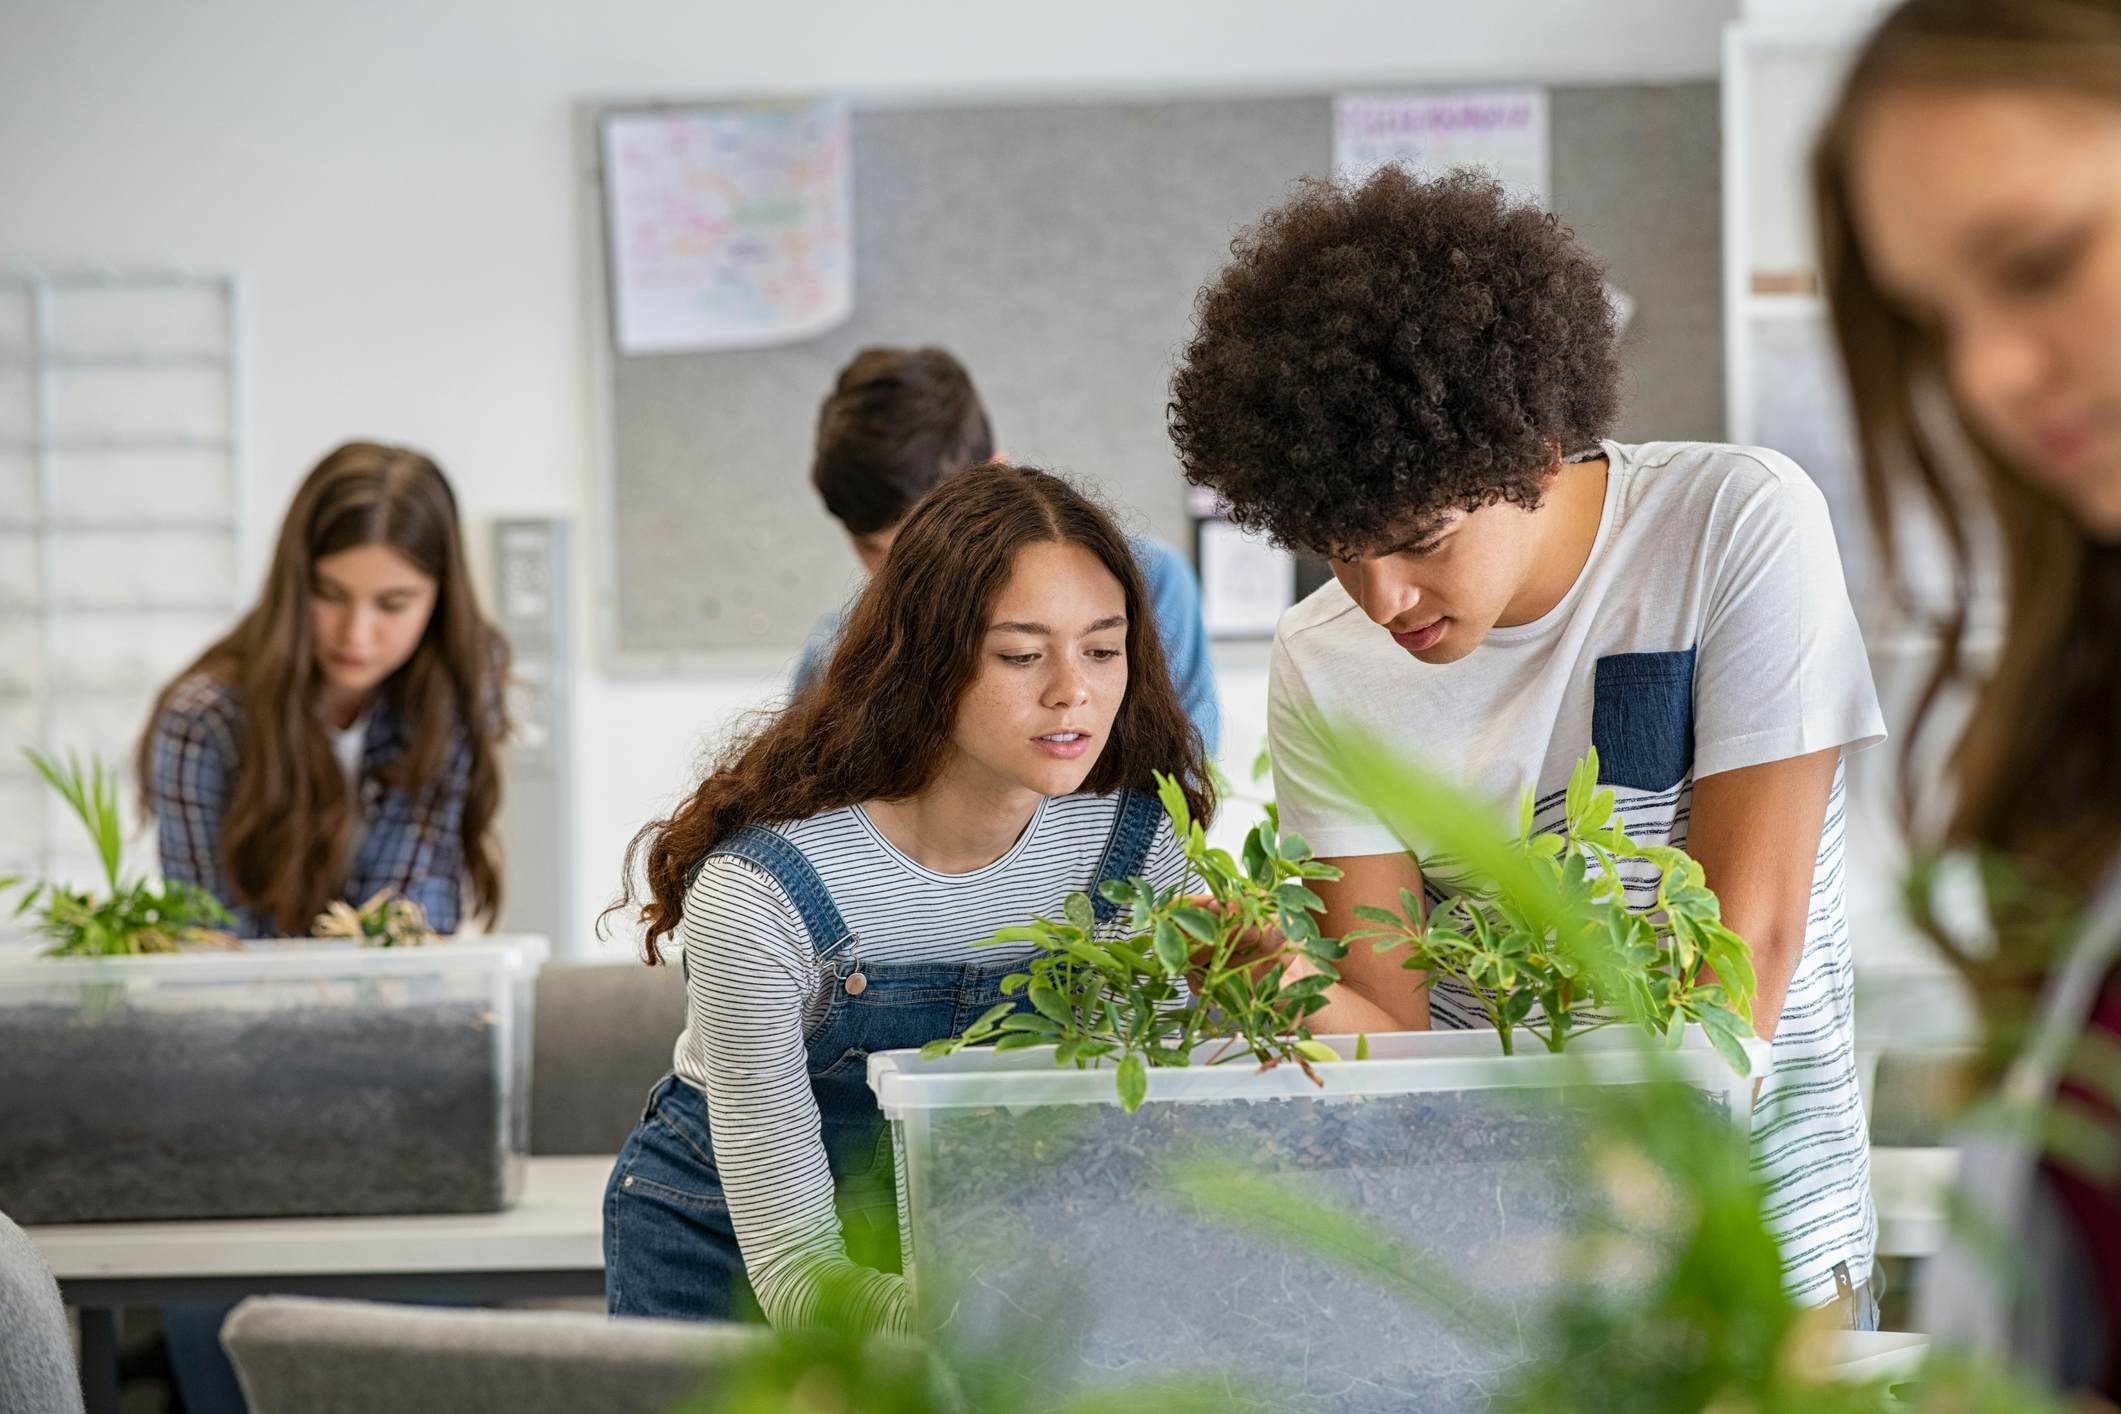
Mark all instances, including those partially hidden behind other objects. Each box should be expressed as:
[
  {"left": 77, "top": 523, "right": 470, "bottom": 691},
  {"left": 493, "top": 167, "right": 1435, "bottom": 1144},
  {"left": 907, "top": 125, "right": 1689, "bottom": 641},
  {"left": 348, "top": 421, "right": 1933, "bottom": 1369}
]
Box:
[
  {"left": 0, "top": 272, "right": 248, "bottom": 892},
  {"left": 1722, "top": 15, "right": 1876, "bottom": 596}
]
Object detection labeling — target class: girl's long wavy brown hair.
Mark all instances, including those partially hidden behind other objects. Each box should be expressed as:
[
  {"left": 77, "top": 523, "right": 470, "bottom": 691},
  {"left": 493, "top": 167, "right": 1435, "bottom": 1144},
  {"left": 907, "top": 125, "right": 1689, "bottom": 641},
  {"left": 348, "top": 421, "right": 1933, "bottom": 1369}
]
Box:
[
  {"left": 616, "top": 463, "right": 1213, "bottom": 957},
  {"left": 1813, "top": 0, "right": 2121, "bottom": 993},
  {"left": 138, "top": 441, "right": 510, "bottom": 934}
]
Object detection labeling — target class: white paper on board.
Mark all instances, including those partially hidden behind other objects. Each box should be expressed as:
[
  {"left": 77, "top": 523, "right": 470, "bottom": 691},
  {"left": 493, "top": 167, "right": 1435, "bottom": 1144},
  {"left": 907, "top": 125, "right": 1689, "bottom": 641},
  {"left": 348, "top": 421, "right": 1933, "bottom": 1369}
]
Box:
[
  {"left": 601, "top": 99, "right": 854, "bottom": 355},
  {"left": 1333, "top": 90, "right": 1550, "bottom": 204},
  {"left": 1198, "top": 519, "right": 1297, "bottom": 639}
]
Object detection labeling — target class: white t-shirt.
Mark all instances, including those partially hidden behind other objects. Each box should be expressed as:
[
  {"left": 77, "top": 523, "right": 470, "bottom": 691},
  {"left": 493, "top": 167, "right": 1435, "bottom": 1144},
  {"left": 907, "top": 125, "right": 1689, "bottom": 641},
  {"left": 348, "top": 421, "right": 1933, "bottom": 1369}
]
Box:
[{"left": 1269, "top": 439, "right": 1888, "bottom": 1305}]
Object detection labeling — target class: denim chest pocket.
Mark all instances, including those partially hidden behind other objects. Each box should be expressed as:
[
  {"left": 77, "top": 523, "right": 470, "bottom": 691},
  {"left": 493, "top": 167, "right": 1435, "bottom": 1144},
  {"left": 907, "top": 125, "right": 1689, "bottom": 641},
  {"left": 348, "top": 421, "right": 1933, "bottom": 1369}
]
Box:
[{"left": 1590, "top": 648, "right": 1697, "bottom": 793}]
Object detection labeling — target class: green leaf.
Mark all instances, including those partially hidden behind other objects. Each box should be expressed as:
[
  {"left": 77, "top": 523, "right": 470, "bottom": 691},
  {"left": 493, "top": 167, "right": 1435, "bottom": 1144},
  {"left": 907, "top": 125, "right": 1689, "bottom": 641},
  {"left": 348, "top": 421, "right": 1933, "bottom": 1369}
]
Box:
[
  {"left": 1171, "top": 905, "right": 1222, "bottom": 945},
  {"left": 25, "top": 749, "right": 126, "bottom": 896},
  {"left": 1278, "top": 832, "right": 1311, "bottom": 862},
  {"left": 1279, "top": 912, "right": 1321, "bottom": 946},
  {"left": 992, "top": 1032, "right": 1049, "bottom": 1053},
  {"left": 1354, "top": 1033, "right": 1372, "bottom": 1061},
  {"left": 1063, "top": 892, "right": 1095, "bottom": 933},
  {"left": 1027, "top": 984, "right": 1073, "bottom": 1027},
  {"left": 1116, "top": 1053, "right": 1148, "bottom": 1113},
  {"left": 1242, "top": 828, "right": 1270, "bottom": 883},
  {"left": 1058, "top": 937, "right": 1124, "bottom": 973},
  {"left": 1565, "top": 751, "right": 1594, "bottom": 825},
  {"left": 983, "top": 923, "right": 1052, "bottom": 947},
  {"left": 1278, "top": 973, "right": 1334, "bottom": 1003},
  {"left": 1352, "top": 904, "right": 1405, "bottom": 927},
  {"left": 1294, "top": 1039, "right": 1338, "bottom": 1064},
  {"left": 1273, "top": 881, "right": 1326, "bottom": 914},
  {"left": 964, "top": 1000, "right": 1016, "bottom": 1036},
  {"left": 1152, "top": 918, "right": 1188, "bottom": 974},
  {"left": 1155, "top": 772, "right": 1192, "bottom": 842},
  {"left": 1699, "top": 1009, "right": 1755, "bottom": 1077}
]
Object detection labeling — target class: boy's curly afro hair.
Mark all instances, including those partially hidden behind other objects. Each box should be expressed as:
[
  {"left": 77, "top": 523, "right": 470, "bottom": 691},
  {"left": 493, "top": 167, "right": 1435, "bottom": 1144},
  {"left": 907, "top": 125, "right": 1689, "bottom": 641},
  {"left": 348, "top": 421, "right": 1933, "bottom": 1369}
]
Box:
[{"left": 1168, "top": 167, "right": 1622, "bottom": 555}]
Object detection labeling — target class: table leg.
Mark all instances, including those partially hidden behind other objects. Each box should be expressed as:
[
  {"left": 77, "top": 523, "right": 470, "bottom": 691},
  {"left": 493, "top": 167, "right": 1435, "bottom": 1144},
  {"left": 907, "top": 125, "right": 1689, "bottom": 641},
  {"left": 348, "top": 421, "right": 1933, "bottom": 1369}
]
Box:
[{"left": 77, "top": 1306, "right": 120, "bottom": 1414}]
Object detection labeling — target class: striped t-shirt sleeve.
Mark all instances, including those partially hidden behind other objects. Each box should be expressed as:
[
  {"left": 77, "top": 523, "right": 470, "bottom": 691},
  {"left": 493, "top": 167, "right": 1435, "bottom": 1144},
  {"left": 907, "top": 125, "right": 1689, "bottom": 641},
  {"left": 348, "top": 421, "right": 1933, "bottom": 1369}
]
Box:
[{"left": 676, "top": 855, "right": 911, "bottom": 1335}]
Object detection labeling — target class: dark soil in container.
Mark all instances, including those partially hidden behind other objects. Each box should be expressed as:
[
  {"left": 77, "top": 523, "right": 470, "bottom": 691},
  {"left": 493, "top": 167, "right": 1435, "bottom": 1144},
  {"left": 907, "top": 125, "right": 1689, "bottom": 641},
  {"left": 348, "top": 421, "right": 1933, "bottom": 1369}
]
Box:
[
  {"left": 0, "top": 999, "right": 507, "bottom": 1224},
  {"left": 904, "top": 1083, "right": 1720, "bottom": 1413}
]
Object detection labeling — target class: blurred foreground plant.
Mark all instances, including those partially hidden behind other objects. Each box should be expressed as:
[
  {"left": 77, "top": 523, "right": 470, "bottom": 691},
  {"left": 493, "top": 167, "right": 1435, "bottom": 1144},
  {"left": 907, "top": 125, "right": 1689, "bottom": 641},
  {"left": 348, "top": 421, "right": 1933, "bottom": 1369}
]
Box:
[
  {"left": 1167, "top": 1060, "right": 2064, "bottom": 1414},
  {"left": 1342, "top": 746, "right": 1759, "bottom": 1071}
]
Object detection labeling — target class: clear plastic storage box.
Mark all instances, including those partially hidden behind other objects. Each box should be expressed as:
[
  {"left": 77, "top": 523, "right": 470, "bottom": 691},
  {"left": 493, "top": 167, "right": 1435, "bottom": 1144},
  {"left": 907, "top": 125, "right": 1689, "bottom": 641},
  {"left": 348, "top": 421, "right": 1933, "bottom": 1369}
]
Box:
[
  {"left": 870, "top": 1028, "right": 1763, "bottom": 1413},
  {"left": 0, "top": 935, "right": 548, "bottom": 1224}
]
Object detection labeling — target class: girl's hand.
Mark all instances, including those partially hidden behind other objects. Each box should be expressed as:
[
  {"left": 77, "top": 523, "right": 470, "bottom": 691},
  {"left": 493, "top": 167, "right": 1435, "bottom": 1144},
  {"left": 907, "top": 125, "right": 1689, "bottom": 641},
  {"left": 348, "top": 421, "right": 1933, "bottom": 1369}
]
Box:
[{"left": 1179, "top": 894, "right": 1293, "bottom": 992}]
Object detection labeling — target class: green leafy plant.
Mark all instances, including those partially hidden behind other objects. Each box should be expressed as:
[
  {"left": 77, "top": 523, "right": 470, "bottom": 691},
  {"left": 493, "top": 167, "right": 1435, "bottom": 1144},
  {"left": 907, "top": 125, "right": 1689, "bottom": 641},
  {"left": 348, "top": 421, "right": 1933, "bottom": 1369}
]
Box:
[
  {"left": 1, "top": 749, "right": 234, "bottom": 957},
  {"left": 313, "top": 889, "right": 437, "bottom": 947},
  {"left": 922, "top": 773, "right": 1347, "bottom": 1112},
  {"left": 1341, "top": 747, "right": 1759, "bottom": 1073}
]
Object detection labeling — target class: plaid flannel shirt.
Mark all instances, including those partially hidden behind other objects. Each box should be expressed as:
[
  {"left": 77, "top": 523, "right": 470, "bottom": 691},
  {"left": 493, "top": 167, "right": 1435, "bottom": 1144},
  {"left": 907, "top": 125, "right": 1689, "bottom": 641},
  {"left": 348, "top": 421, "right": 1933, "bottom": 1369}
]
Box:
[{"left": 147, "top": 673, "right": 471, "bottom": 937}]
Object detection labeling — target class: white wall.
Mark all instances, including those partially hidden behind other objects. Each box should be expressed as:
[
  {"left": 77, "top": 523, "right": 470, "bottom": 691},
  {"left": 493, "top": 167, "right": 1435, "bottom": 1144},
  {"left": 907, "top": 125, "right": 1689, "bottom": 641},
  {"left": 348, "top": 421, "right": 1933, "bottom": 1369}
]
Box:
[{"left": 0, "top": 0, "right": 1736, "bottom": 959}]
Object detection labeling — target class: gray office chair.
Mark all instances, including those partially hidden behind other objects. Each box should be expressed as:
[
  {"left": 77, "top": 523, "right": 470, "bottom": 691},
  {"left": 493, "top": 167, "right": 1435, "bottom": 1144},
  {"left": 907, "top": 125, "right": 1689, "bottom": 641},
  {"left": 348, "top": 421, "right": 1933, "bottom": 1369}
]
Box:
[
  {"left": 222, "top": 1297, "right": 763, "bottom": 1414},
  {"left": 0, "top": 1210, "right": 85, "bottom": 1414},
  {"left": 530, "top": 962, "right": 689, "bottom": 1155}
]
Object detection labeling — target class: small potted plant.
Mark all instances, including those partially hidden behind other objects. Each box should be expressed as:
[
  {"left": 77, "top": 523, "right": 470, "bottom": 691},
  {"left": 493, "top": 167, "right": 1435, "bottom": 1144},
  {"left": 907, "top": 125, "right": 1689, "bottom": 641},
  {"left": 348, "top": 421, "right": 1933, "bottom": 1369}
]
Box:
[
  {"left": 313, "top": 889, "right": 441, "bottom": 949},
  {"left": 2, "top": 750, "right": 236, "bottom": 956},
  {"left": 920, "top": 773, "right": 1350, "bottom": 1112},
  {"left": 0, "top": 749, "right": 547, "bottom": 1225},
  {"left": 869, "top": 732, "right": 1764, "bottom": 1410}
]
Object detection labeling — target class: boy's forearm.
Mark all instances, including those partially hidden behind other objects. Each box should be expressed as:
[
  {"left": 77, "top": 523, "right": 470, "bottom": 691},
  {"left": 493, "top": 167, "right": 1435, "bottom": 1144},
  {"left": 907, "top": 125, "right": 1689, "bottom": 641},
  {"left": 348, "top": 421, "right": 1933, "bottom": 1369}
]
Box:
[
  {"left": 1686, "top": 747, "right": 1842, "bottom": 1044},
  {"left": 1289, "top": 950, "right": 1427, "bottom": 1035}
]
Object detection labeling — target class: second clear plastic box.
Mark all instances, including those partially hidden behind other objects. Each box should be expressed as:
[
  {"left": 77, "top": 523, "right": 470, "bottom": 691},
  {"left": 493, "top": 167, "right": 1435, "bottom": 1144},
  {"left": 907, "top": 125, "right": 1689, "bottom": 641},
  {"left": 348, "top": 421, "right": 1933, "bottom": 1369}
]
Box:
[{"left": 870, "top": 1027, "right": 1763, "bottom": 1413}]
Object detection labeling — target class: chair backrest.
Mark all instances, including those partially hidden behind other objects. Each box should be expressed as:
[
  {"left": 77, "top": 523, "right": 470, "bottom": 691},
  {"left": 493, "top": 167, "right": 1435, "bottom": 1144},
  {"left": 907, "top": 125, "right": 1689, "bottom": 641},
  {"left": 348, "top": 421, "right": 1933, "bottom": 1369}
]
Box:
[
  {"left": 0, "top": 1211, "right": 84, "bottom": 1414},
  {"left": 531, "top": 962, "right": 689, "bottom": 1155},
  {"left": 222, "top": 1297, "right": 764, "bottom": 1414}
]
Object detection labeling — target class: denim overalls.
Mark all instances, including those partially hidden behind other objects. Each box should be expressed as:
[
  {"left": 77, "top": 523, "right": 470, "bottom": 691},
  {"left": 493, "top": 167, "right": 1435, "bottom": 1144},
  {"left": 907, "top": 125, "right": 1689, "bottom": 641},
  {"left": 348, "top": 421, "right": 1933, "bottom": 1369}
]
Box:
[{"left": 602, "top": 790, "right": 1163, "bottom": 1321}]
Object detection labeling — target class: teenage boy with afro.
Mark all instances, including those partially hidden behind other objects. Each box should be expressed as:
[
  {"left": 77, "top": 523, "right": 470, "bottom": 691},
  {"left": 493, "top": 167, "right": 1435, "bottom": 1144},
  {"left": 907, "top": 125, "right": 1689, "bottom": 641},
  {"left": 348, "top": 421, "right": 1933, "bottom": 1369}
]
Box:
[
  {"left": 1169, "top": 168, "right": 1887, "bottom": 1325},
  {"left": 798, "top": 345, "right": 1219, "bottom": 752}
]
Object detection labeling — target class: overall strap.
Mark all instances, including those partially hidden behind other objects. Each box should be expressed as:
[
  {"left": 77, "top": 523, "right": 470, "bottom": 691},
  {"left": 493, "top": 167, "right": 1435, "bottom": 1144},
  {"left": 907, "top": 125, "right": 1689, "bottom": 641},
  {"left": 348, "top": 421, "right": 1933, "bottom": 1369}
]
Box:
[
  {"left": 688, "top": 826, "right": 854, "bottom": 961},
  {"left": 1090, "top": 788, "right": 1165, "bottom": 922}
]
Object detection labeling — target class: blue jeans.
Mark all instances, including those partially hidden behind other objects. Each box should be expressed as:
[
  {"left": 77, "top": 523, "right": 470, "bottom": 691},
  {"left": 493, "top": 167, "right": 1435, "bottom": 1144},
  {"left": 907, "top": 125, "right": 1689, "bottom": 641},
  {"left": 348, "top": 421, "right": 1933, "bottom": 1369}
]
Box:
[
  {"left": 1845, "top": 1264, "right": 1886, "bottom": 1332},
  {"left": 602, "top": 957, "right": 1016, "bottom": 1322},
  {"left": 165, "top": 1304, "right": 247, "bottom": 1414}
]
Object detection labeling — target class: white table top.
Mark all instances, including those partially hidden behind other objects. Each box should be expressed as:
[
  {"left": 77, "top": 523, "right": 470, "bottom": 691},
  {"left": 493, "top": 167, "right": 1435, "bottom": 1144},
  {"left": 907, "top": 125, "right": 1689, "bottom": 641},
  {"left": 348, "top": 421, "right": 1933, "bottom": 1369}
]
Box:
[
  {"left": 29, "top": 1155, "right": 611, "bottom": 1282},
  {"left": 25, "top": 1146, "right": 1960, "bottom": 1284}
]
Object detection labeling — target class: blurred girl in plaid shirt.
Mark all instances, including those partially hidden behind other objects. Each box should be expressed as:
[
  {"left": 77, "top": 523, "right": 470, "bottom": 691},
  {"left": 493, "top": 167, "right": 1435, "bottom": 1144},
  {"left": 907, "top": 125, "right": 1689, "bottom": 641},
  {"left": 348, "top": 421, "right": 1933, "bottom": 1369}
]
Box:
[{"left": 137, "top": 440, "right": 510, "bottom": 940}]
